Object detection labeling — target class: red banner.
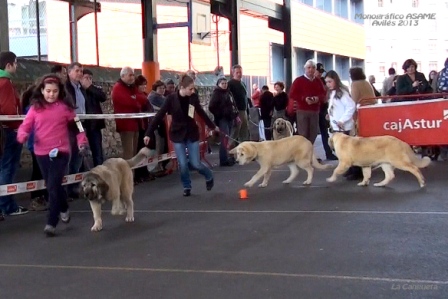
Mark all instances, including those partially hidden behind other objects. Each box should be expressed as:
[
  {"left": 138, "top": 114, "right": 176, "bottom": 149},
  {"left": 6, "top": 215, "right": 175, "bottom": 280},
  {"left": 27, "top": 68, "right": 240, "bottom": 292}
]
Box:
[{"left": 358, "top": 98, "right": 448, "bottom": 146}]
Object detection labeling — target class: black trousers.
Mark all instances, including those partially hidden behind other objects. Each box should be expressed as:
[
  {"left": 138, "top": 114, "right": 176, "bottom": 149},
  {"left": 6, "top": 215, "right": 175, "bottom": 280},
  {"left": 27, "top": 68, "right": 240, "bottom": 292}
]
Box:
[
  {"left": 36, "top": 152, "right": 70, "bottom": 227},
  {"left": 30, "top": 152, "right": 48, "bottom": 200},
  {"left": 318, "top": 111, "right": 332, "bottom": 157}
]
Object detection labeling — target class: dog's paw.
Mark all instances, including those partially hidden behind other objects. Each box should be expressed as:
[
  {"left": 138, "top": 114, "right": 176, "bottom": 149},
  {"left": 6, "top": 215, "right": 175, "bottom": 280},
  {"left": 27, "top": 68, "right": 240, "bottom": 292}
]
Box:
[
  {"left": 357, "top": 181, "right": 369, "bottom": 186},
  {"left": 282, "top": 180, "right": 291, "bottom": 184},
  {"left": 91, "top": 224, "right": 102, "bottom": 232},
  {"left": 373, "top": 182, "right": 386, "bottom": 187},
  {"left": 326, "top": 177, "right": 336, "bottom": 183},
  {"left": 125, "top": 216, "right": 135, "bottom": 222},
  {"left": 258, "top": 183, "right": 267, "bottom": 188},
  {"left": 302, "top": 180, "right": 311, "bottom": 185},
  {"left": 244, "top": 182, "right": 253, "bottom": 188}
]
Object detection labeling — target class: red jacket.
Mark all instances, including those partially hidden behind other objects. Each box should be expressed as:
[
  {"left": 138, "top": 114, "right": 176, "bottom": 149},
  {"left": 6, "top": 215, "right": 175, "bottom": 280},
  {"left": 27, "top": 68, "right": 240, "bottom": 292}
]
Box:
[
  {"left": 287, "top": 75, "right": 326, "bottom": 115},
  {"left": 111, "top": 80, "right": 148, "bottom": 132},
  {"left": 0, "top": 77, "right": 22, "bottom": 129}
]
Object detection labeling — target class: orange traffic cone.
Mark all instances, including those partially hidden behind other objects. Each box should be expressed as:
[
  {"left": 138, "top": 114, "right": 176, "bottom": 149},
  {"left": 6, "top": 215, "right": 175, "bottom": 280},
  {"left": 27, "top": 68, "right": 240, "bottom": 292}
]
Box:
[{"left": 239, "top": 189, "right": 248, "bottom": 200}]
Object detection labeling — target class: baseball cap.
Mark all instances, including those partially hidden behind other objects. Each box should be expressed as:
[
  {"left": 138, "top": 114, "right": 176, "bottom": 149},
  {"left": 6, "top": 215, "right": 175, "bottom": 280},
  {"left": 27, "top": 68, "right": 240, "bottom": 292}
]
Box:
[{"left": 316, "top": 63, "right": 325, "bottom": 73}]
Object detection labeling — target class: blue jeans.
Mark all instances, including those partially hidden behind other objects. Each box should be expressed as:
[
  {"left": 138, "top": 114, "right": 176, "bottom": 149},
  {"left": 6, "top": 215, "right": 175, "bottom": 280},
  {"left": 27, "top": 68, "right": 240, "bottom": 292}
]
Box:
[
  {"left": 0, "top": 129, "right": 23, "bottom": 214},
  {"left": 173, "top": 140, "right": 213, "bottom": 190},
  {"left": 36, "top": 152, "right": 70, "bottom": 227},
  {"left": 86, "top": 128, "right": 103, "bottom": 167},
  {"left": 218, "top": 119, "right": 232, "bottom": 164}
]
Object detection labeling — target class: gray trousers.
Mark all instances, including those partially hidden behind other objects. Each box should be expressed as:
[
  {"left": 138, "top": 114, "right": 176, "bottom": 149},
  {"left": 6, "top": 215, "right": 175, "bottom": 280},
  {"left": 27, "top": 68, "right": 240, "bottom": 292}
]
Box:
[{"left": 296, "top": 110, "right": 319, "bottom": 144}]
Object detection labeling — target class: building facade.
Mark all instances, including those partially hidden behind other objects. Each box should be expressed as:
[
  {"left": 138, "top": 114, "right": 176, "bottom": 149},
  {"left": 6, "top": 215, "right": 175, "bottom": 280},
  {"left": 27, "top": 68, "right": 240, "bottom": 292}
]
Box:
[
  {"left": 7, "top": 0, "right": 366, "bottom": 87},
  {"left": 364, "top": 0, "right": 448, "bottom": 85}
]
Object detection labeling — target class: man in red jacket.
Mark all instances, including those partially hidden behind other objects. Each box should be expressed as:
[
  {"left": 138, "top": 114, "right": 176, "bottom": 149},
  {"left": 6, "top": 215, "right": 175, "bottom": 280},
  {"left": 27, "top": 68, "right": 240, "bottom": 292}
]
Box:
[
  {"left": 0, "top": 51, "right": 28, "bottom": 217},
  {"left": 111, "top": 67, "right": 148, "bottom": 160},
  {"left": 287, "top": 59, "right": 326, "bottom": 144}
]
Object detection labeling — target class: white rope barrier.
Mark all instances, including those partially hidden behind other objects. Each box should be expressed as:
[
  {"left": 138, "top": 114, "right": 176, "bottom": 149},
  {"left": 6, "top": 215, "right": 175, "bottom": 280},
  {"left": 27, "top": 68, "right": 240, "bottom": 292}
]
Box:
[
  {"left": 0, "top": 112, "right": 156, "bottom": 121},
  {"left": 0, "top": 152, "right": 175, "bottom": 196}
]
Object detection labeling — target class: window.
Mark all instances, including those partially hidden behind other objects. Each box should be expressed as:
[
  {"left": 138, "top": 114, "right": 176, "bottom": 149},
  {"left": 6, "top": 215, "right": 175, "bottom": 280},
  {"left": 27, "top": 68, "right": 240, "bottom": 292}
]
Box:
[
  {"left": 391, "top": 62, "right": 397, "bottom": 70},
  {"left": 351, "top": 0, "right": 364, "bottom": 24},
  {"left": 316, "top": 0, "right": 332, "bottom": 13},
  {"left": 429, "top": 62, "right": 438, "bottom": 71},
  {"left": 335, "top": 0, "right": 348, "bottom": 19},
  {"left": 378, "top": 0, "right": 384, "bottom": 7},
  {"left": 428, "top": 39, "right": 437, "bottom": 52},
  {"left": 412, "top": 0, "right": 419, "bottom": 7},
  {"left": 379, "top": 65, "right": 386, "bottom": 78},
  {"left": 417, "top": 61, "right": 422, "bottom": 71},
  {"left": 300, "top": 0, "right": 313, "bottom": 6},
  {"left": 270, "top": 43, "right": 284, "bottom": 83}
]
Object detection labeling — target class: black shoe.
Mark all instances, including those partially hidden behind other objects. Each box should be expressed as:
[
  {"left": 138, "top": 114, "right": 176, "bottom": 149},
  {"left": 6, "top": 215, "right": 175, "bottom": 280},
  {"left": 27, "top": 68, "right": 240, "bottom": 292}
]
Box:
[
  {"left": 0, "top": 214, "right": 4, "bottom": 221},
  {"left": 326, "top": 154, "right": 338, "bottom": 161},
  {"left": 219, "top": 160, "right": 235, "bottom": 167},
  {"left": 183, "top": 189, "right": 191, "bottom": 197},
  {"left": 206, "top": 179, "right": 214, "bottom": 191}
]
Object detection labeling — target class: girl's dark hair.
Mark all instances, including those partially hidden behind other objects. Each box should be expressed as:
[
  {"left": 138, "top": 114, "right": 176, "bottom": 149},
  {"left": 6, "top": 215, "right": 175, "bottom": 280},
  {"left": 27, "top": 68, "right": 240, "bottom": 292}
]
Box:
[
  {"left": 152, "top": 80, "right": 166, "bottom": 91},
  {"left": 274, "top": 81, "right": 285, "bottom": 90},
  {"left": 31, "top": 74, "right": 75, "bottom": 110},
  {"left": 179, "top": 73, "right": 194, "bottom": 88},
  {"left": 325, "top": 70, "right": 350, "bottom": 99},
  {"left": 402, "top": 59, "right": 417, "bottom": 71},
  {"left": 349, "top": 67, "right": 366, "bottom": 81},
  {"left": 135, "top": 75, "right": 147, "bottom": 87}
]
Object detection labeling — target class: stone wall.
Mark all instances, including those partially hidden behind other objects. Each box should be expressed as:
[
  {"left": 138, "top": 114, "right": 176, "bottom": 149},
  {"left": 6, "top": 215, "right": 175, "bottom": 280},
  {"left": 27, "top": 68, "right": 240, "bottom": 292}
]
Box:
[{"left": 13, "top": 59, "right": 220, "bottom": 168}]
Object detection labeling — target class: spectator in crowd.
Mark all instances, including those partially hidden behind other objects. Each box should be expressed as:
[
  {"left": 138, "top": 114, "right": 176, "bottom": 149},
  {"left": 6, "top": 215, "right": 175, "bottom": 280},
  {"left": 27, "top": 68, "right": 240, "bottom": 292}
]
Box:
[
  {"left": 209, "top": 76, "right": 238, "bottom": 166},
  {"left": 50, "top": 64, "right": 67, "bottom": 83},
  {"left": 349, "top": 67, "right": 377, "bottom": 107},
  {"left": 148, "top": 80, "right": 169, "bottom": 175},
  {"left": 21, "top": 81, "right": 49, "bottom": 211},
  {"left": 111, "top": 67, "right": 148, "bottom": 161},
  {"left": 134, "top": 75, "right": 155, "bottom": 183},
  {"left": 251, "top": 84, "right": 261, "bottom": 107},
  {"left": 0, "top": 51, "right": 28, "bottom": 217},
  {"left": 315, "top": 63, "right": 336, "bottom": 160},
  {"left": 144, "top": 74, "right": 219, "bottom": 197},
  {"left": 437, "top": 58, "right": 448, "bottom": 93},
  {"left": 272, "top": 81, "right": 288, "bottom": 122},
  {"left": 326, "top": 70, "right": 356, "bottom": 136},
  {"left": 396, "top": 59, "right": 432, "bottom": 99},
  {"left": 65, "top": 62, "right": 87, "bottom": 200},
  {"left": 428, "top": 70, "right": 438, "bottom": 87},
  {"left": 259, "top": 85, "right": 274, "bottom": 141},
  {"left": 81, "top": 69, "right": 107, "bottom": 167},
  {"left": 164, "top": 79, "right": 175, "bottom": 96},
  {"left": 381, "top": 67, "right": 396, "bottom": 96},
  {"left": 368, "top": 75, "right": 381, "bottom": 97},
  {"left": 287, "top": 59, "right": 326, "bottom": 144},
  {"left": 17, "top": 74, "right": 88, "bottom": 236},
  {"left": 228, "top": 64, "right": 251, "bottom": 147}
]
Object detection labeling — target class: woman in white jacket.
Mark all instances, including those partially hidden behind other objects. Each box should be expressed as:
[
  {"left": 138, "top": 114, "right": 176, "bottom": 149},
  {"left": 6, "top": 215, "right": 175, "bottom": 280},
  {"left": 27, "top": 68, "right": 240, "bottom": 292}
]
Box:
[
  {"left": 325, "top": 70, "right": 356, "bottom": 134},
  {"left": 325, "top": 70, "right": 361, "bottom": 180}
]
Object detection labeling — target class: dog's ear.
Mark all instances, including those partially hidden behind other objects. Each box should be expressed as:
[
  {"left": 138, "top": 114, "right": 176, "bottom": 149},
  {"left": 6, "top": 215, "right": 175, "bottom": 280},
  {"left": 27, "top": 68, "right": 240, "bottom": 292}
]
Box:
[
  {"left": 245, "top": 144, "right": 258, "bottom": 160},
  {"left": 229, "top": 147, "right": 237, "bottom": 155},
  {"left": 95, "top": 175, "right": 109, "bottom": 197}
]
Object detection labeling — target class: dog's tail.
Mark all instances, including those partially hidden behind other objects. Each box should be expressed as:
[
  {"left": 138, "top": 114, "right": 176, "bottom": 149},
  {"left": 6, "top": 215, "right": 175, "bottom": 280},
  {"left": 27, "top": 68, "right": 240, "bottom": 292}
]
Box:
[
  {"left": 412, "top": 155, "right": 431, "bottom": 169},
  {"left": 126, "top": 147, "right": 154, "bottom": 168},
  {"left": 311, "top": 153, "right": 334, "bottom": 170}
]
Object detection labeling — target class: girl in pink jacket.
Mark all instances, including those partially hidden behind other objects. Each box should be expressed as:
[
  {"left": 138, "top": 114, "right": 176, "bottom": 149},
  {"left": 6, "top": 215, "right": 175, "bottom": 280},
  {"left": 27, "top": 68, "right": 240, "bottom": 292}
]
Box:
[{"left": 17, "top": 74, "right": 88, "bottom": 237}]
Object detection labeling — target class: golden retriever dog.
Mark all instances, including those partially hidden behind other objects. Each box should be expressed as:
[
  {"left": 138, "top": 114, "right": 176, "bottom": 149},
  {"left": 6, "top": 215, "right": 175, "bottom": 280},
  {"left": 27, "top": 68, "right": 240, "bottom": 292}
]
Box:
[
  {"left": 229, "top": 135, "right": 333, "bottom": 187},
  {"left": 81, "top": 147, "right": 152, "bottom": 232},
  {"left": 327, "top": 133, "right": 430, "bottom": 187},
  {"left": 272, "top": 118, "right": 293, "bottom": 140}
]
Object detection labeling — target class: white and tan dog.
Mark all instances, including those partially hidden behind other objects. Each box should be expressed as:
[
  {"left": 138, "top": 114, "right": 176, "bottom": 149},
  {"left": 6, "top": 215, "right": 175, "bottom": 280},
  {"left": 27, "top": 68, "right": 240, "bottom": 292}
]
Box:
[
  {"left": 327, "top": 133, "right": 430, "bottom": 187},
  {"left": 272, "top": 118, "right": 294, "bottom": 140},
  {"left": 81, "top": 147, "right": 152, "bottom": 232},
  {"left": 229, "top": 135, "right": 333, "bottom": 187}
]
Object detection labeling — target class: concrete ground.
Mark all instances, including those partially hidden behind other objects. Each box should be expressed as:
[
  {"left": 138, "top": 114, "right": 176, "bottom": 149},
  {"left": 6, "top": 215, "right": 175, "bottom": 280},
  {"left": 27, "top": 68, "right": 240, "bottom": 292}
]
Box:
[{"left": 1, "top": 139, "right": 448, "bottom": 299}]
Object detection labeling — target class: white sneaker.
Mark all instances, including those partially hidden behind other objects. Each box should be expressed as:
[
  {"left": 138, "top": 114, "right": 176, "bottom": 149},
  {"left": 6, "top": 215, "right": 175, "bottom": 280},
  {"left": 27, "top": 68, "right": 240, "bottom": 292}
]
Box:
[{"left": 60, "top": 210, "right": 70, "bottom": 223}]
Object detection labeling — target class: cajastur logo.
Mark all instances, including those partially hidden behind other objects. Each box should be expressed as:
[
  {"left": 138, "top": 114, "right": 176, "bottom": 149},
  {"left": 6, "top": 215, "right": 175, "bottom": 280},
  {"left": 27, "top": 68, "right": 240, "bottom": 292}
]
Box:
[
  {"left": 383, "top": 110, "right": 447, "bottom": 133},
  {"left": 62, "top": 177, "right": 68, "bottom": 184},
  {"left": 26, "top": 182, "right": 36, "bottom": 190},
  {"left": 75, "top": 174, "right": 83, "bottom": 181},
  {"left": 7, "top": 185, "right": 17, "bottom": 193}
]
